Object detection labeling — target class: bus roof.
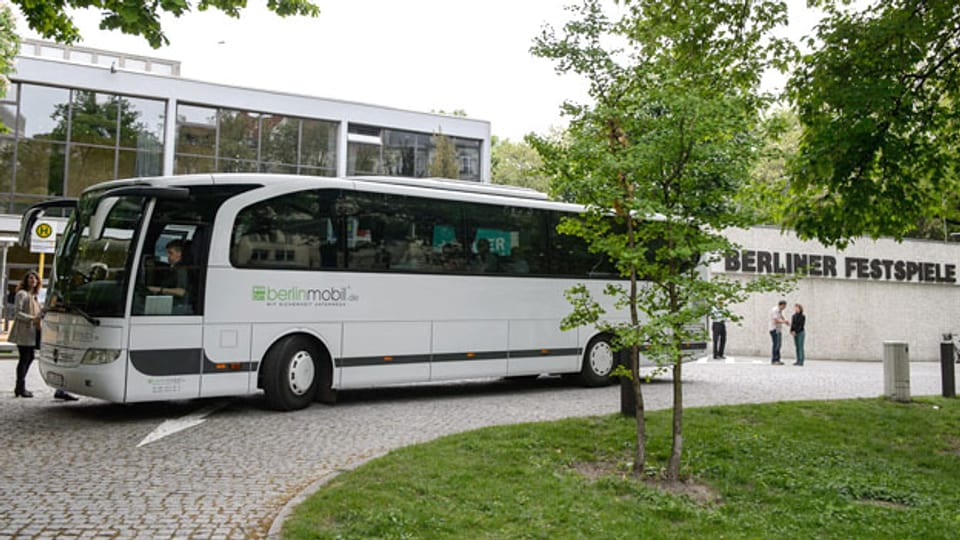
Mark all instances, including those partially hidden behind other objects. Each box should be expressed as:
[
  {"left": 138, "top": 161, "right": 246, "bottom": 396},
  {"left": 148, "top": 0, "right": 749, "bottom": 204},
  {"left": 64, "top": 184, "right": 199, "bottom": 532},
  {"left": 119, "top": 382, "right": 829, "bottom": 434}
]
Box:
[
  {"left": 81, "top": 173, "right": 554, "bottom": 203},
  {"left": 348, "top": 175, "right": 549, "bottom": 201}
]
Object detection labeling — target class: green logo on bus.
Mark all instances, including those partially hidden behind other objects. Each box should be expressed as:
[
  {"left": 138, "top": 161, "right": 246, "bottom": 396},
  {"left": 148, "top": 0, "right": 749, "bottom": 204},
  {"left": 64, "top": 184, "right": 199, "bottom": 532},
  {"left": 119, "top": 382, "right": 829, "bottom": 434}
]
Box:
[
  {"left": 252, "top": 286, "right": 267, "bottom": 301},
  {"left": 252, "top": 284, "right": 357, "bottom": 305}
]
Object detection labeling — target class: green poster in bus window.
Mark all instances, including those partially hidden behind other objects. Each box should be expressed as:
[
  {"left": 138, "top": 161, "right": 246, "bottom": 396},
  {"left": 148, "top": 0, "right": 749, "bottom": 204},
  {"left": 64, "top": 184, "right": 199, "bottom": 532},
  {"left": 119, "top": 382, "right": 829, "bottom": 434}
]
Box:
[
  {"left": 432, "top": 225, "right": 457, "bottom": 251},
  {"left": 474, "top": 228, "right": 513, "bottom": 256}
]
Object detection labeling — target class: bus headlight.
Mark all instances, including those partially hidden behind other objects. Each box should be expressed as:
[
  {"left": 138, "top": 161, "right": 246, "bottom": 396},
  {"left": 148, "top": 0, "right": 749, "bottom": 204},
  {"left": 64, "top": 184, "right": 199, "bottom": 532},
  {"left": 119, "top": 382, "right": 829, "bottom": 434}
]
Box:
[{"left": 81, "top": 349, "right": 121, "bottom": 365}]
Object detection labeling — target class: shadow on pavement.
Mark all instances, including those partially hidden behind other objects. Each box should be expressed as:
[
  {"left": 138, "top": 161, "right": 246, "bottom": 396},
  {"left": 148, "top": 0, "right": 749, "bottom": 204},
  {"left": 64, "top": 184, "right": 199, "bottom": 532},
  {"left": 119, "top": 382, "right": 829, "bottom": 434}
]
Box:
[
  {"left": 13, "top": 373, "right": 677, "bottom": 420},
  {"left": 17, "top": 396, "right": 234, "bottom": 423}
]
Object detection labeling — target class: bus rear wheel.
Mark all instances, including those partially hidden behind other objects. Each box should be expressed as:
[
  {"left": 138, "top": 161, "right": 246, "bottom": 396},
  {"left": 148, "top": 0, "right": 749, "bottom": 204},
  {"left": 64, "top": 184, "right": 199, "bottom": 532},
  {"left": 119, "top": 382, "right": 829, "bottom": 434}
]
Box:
[
  {"left": 263, "top": 336, "right": 321, "bottom": 411},
  {"left": 577, "top": 335, "right": 617, "bottom": 387}
]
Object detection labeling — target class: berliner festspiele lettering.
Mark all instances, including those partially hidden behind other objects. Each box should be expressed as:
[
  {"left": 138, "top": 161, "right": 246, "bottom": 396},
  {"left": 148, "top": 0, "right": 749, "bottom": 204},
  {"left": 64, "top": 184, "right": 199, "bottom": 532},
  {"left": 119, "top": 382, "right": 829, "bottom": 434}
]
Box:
[{"left": 724, "top": 249, "right": 957, "bottom": 284}]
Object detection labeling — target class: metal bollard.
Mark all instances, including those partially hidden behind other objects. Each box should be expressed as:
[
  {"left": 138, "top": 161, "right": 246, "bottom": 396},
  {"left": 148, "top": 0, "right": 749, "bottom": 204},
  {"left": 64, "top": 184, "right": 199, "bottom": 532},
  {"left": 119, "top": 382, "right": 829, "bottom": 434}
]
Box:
[
  {"left": 940, "top": 341, "right": 956, "bottom": 398},
  {"left": 883, "top": 341, "right": 910, "bottom": 402}
]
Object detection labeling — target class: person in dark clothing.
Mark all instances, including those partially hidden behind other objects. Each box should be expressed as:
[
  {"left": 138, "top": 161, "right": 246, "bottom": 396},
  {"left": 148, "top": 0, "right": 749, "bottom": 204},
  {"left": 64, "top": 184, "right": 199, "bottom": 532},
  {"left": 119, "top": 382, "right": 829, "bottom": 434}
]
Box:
[
  {"left": 147, "top": 239, "right": 192, "bottom": 314},
  {"left": 711, "top": 308, "right": 726, "bottom": 359},
  {"left": 790, "top": 303, "right": 806, "bottom": 366}
]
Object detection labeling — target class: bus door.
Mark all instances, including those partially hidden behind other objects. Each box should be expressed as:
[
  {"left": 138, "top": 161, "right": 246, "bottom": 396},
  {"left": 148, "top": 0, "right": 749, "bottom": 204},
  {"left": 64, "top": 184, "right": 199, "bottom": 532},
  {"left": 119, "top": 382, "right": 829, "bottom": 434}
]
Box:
[
  {"left": 127, "top": 219, "right": 206, "bottom": 401},
  {"left": 127, "top": 188, "right": 257, "bottom": 400}
]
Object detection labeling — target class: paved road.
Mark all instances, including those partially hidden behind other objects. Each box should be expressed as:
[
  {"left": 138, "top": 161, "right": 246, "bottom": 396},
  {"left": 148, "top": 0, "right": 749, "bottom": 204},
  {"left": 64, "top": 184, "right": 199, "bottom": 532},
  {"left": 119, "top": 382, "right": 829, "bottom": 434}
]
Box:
[{"left": 0, "top": 356, "right": 954, "bottom": 539}]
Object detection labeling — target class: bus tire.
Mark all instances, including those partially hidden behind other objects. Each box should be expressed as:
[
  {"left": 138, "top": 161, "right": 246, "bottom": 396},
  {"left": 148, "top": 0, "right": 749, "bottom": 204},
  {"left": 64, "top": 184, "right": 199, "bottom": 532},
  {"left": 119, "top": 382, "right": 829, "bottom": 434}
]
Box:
[
  {"left": 262, "top": 335, "right": 321, "bottom": 411},
  {"left": 577, "top": 334, "right": 617, "bottom": 387}
]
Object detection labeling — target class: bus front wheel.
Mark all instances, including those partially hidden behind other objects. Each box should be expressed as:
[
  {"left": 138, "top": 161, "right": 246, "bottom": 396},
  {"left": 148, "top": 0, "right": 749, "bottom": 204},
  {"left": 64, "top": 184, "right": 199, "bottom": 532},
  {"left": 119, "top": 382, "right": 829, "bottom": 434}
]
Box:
[
  {"left": 577, "top": 335, "right": 617, "bottom": 387},
  {"left": 263, "top": 336, "right": 321, "bottom": 411}
]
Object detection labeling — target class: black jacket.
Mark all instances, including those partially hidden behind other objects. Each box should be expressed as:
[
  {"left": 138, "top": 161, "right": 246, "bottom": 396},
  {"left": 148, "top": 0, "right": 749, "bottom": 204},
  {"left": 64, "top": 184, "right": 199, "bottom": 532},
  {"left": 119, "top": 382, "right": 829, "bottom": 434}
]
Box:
[{"left": 790, "top": 312, "right": 806, "bottom": 333}]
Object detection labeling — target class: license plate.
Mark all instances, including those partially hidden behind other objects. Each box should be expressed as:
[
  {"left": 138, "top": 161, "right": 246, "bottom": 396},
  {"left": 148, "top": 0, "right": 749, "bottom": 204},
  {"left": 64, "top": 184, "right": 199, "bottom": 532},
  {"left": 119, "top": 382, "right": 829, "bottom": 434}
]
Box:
[{"left": 45, "top": 371, "right": 64, "bottom": 386}]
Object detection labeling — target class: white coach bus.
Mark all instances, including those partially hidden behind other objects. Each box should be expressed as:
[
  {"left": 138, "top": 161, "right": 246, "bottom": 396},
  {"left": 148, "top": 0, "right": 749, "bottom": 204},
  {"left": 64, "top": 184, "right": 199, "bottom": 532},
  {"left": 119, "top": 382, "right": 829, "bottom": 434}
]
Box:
[{"left": 20, "top": 174, "right": 705, "bottom": 410}]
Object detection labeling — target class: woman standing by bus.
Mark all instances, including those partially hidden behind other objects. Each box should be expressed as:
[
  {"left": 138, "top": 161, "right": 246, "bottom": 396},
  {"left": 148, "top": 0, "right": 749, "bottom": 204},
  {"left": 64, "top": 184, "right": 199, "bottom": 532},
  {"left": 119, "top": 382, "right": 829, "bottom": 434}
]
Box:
[
  {"left": 9, "top": 270, "right": 77, "bottom": 400},
  {"left": 10, "top": 270, "right": 42, "bottom": 397}
]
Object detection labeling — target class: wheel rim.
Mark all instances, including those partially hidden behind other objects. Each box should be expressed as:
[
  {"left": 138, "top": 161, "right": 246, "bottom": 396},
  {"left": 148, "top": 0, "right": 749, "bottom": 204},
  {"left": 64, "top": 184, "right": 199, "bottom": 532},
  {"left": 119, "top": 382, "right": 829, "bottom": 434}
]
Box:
[
  {"left": 287, "top": 350, "right": 316, "bottom": 396},
  {"left": 589, "top": 341, "right": 614, "bottom": 376}
]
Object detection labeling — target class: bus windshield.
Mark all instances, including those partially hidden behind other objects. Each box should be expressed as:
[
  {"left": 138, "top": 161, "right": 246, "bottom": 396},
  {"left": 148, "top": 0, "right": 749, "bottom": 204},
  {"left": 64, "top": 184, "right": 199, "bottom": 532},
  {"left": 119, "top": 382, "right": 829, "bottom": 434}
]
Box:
[{"left": 49, "top": 194, "right": 146, "bottom": 318}]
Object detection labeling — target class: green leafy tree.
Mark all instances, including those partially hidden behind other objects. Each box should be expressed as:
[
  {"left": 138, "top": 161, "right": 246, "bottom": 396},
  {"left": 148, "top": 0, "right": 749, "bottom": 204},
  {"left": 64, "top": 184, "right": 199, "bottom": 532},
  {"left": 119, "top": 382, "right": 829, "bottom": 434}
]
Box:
[
  {"left": 48, "top": 91, "right": 159, "bottom": 146},
  {"left": 0, "top": 1, "right": 19, "bottom": 110},
  {"left": 13, "top": 0, "right": 320, "bottom": 49},
  {"left": 428, "top": 131, "right": 460, "bottom": 179},
  {"left": 261, "top": 117, "right": 300, "bottom": 169},
  {"left": 787, "top": 0, "right": 960, "bottom": 247},
  {"left": 490, "top": 136, "right": 548, "bottom": 192},
  {"left": 217, "top": 110, "right": 259, "bottom": 167},
  {"left": 531, "top": 0, "right": 792, "bottom": 480},
  {"left": 738, "top": 109, "right": 801, "bottom": 225},
  {"left": 1, "top": 0, "right": 319, "bottom": 129},
  {"left": 26, "top": 91, "right": 164, "bottom": 194}
]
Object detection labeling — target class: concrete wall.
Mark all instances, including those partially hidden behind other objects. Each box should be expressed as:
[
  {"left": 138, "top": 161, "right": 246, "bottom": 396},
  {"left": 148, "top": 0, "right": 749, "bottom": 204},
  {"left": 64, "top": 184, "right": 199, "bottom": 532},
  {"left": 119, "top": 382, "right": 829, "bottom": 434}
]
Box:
[{"left": 714, "top": 227, "right": 960, "bottom": 362}]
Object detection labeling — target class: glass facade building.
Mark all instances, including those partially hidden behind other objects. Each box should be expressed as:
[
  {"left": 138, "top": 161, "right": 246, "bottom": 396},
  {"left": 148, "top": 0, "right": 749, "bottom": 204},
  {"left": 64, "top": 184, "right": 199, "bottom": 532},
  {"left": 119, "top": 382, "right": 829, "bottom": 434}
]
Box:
[
  {"left": 1, "top": 39, "right": 490, "bottom": 217},
  {"left": 0, "top": 39, "right": 490, "bottom": 295},
  {"left": 347, "top": 124, "right": 481, "bottom": 179},
  {"left": 173, "top": 104, "right": 340, "bottom": 177},
  {"left": 1, "top": 84, "right": 166, "bottom": 213}
]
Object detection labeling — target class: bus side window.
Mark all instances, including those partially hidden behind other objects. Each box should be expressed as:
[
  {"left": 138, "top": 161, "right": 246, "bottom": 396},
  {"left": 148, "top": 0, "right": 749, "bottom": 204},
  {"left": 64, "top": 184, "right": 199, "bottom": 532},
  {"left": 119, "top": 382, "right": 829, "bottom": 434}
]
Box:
[
  {"left": 232, "top": 190, "right": 335, "bottom": 270},
  {"left": 235, "top": 234, "right": 255, "bottom": 266}
]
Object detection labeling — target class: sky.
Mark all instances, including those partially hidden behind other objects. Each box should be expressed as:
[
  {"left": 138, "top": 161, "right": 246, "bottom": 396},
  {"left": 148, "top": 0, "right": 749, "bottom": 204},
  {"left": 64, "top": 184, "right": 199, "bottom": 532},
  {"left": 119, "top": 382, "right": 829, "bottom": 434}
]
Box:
[{"left": 12, "top": 1, "right": 824, "bottom": 141}]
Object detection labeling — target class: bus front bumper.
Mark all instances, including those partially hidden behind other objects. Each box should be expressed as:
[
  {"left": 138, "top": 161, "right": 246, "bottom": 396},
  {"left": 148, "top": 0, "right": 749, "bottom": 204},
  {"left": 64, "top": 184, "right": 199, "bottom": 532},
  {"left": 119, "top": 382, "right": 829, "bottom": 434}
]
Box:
[{"left": 38, "top": 355, "right": 127, "bottom": 403}]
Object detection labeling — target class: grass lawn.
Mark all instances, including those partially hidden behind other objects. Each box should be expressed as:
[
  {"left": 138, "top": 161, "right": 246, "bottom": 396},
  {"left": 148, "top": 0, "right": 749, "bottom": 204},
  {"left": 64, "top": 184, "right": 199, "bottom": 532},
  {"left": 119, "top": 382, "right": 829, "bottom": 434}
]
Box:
[{"left": 284, "top": 397, "right": 960, "bottom": 539}]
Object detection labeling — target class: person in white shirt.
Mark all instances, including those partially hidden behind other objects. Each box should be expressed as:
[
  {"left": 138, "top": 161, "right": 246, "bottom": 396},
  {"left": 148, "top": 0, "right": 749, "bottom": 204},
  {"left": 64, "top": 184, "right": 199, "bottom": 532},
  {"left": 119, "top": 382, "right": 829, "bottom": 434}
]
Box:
[{"left": 769, "top": 300, "right": 789, "bottom": 365}]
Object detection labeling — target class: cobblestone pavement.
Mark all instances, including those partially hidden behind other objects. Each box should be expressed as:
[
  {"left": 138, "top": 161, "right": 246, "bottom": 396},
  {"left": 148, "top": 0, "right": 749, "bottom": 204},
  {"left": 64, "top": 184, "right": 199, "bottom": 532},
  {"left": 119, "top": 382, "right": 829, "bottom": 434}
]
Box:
[{"left": 0, "top": 355, "right": 953, "bottom": 539}]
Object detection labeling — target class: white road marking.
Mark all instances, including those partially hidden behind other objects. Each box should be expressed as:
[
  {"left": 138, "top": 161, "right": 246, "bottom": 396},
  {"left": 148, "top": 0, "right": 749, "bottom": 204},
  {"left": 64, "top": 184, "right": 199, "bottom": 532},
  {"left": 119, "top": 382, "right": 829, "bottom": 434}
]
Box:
[
  {"left": 696, "top": 355, "right": 767, "bottom": 365},
  {"left": 697, "top": 355, "right": 738, "bottom": 364},
  {"left": 137, "top": 401, "right": 228, "bottom": 447}
]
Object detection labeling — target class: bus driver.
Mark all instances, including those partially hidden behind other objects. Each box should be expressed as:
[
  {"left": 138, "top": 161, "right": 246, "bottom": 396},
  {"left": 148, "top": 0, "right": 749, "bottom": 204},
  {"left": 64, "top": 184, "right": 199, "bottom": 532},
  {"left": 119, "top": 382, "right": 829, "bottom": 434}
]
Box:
[{"left": 147, "top": 239, "right": 190, "bottom": 312}]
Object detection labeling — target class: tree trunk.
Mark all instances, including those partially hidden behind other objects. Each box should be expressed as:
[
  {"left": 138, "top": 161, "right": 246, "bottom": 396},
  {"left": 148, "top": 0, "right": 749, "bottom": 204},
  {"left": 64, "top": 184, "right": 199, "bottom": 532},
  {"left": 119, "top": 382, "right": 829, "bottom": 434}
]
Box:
[
  {"left": 666, "top": 275, "right": 684, "bottom": 482},
  {"left": 620, "top": 362, "right": 635, "bottom": 415},
  {"left": 667, "top": 348, "right": 683, "bottom": 481},
  {"left": 624, "top": 207, "right": 645, "bottom": 475},
  {"left": 631, "top": 343, "right": 646, "bottom": 474}
]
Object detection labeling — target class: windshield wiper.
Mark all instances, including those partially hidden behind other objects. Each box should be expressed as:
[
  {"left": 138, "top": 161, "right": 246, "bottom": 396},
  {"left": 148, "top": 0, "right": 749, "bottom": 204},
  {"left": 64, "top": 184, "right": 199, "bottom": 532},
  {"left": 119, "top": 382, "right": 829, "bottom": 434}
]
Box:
[{"left": 48, "top": 302, "right": 101, "bottom": 326}]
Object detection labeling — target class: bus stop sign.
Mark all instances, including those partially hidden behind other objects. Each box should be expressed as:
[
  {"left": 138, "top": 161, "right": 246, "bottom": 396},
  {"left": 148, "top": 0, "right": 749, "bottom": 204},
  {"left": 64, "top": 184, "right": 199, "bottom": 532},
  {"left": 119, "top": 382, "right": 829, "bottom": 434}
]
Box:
[{"left": 31, "top": 221, "right": 56, "bottom": 254}]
